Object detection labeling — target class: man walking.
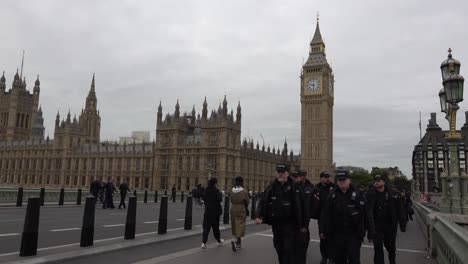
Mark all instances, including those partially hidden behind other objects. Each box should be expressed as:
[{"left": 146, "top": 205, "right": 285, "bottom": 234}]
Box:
[
  {"left": 367, "top": 175, "right": 407, "bottom": 264},
  {"left": 118, "top": 180, "right": 131, "bottom": 209},
  {"left": 255, "top": 164, "right": 306, "bottom": 264},
  {"left": 313, "top": 171, "right": 335, "bottom": 264},
  {"left": 320, "top": 170, "right": 366, "bottom": 264}
]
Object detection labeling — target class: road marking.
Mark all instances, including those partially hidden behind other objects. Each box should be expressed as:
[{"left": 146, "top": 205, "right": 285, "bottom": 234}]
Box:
[
  {"left": 0, "top": 233, "right": 19, "bottom": 237},
  {"left": 255, "top": 233, "right": 427, "bottom": 254},
  {"left": 0, "top": 226, "right": 189, "bottom": 258},
  {"left": 176, "top": 218, "right": 184, "bottom": 221},
  {"left": 144, "top": 221, "right": 159, "bottom": 224},
  {"left": 0, "top": 219, "right": 23, "bottom": 222},
  {"left": 194, "top": 225, "right": 202, "bottom": 228},
  {"left": 50, "top": 228, "right": 81, "bottom": 232},
  {"left": 103, "top": 224, "right": 125, "bottom": 227},
  {"left": 110, "top": 213, "right": 127, "bottom": 216}
]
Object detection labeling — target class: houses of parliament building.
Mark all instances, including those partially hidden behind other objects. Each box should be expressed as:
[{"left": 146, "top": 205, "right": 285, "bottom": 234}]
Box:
[
  {"left": 0, "top": 20, "right": 334, "bottom": 191},
  {"left": 0, "top": 72, "right": 299, "bottom": 192}
]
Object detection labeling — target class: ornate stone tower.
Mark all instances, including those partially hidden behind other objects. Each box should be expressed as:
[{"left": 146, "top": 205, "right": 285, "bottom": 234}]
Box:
[
  {"left": 300, "top": 18, "right": 334, "bottom": 181},
  {"left": 80, "top": 74, "right": 101, "bottom": 143}
]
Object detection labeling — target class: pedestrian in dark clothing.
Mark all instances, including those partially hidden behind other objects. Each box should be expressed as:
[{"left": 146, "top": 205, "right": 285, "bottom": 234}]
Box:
[
  {"left": 401, "top": 190, "right": 414, "bottom": 221},
  {"left": 201, "top": 177, "right": 224, "bottom": 248},
  {"left": 103, "top": 181, "right": 117, "bottom": 209},
  {"left": 256, "top": 164, "right": 306, "bottom": 264},
  {"left": 291, "top": 169, "right": 314, "bottom": 264},
  {"left": 367, "top": 175, "right": 407, "bottom": 264},
  {"left": 90, "top": 180, "right": 100, "bottom": 202},
  {"left": 98, "top": 182, "right": 105, "bottom": 205},
  {"left": 320, "top": 170, "right": 366, "bottom": 264},
  {"left": 170, "top": 184, "right": 176, "bottom": 202},
  {"left": 118, "top": 181, "right": 131, "bottom": 209},
  {"left": 313, "top": 171, "right": 335, "bottom": 264}
]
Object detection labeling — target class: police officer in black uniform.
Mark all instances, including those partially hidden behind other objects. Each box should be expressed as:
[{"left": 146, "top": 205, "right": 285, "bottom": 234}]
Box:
[
  {"left": 291, "top": 169, "right": 314, "bottom": 264},
  {"left": 320, "top": 170, "right": 366, "bottom": 264},
  {"left": 255, "top": 164, "right": 306, "bottom": 264},
  {"left": 313, "top": 171, "right": 335, "bottom": 264},
  {"left": 366, "top": 175, "right": 407, "bottom": 264}
]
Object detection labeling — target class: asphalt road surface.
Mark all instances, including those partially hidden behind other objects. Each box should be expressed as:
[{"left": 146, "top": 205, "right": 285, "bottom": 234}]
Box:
[{"left": 0, "top": 198, "right": 208, "bottom": 257}]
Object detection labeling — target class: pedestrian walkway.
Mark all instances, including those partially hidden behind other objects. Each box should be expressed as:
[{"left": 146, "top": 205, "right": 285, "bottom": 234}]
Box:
[{"left": 132, "top": 219, "right": 437, "bottom": 264}]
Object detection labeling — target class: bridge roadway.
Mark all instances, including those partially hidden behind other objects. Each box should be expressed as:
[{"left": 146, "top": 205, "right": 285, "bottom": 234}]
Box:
[
  {"left": 0, "top": 200, "right": 205, "bottom": 259},
  {"left": 63, "top": 214, "right": 435, "bottom": 264},
  {"left": 0, "top": 201, "right": 438, "bottom": 264}
]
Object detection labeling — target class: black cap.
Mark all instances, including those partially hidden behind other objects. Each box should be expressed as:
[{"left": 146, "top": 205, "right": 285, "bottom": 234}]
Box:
[
  {"left": 290, "top": 170, "right": 299, "bottom": 177},
  {"left": 320, "top": 171, "right": 330, "bottom": 178},
  {"left": 373, "top": 174, "right": 387, "bottom": 182},
  {"left": 276, "top": 164, "right": 289, "bottom": 172},
  {"left": 298, "top": 170, "right": 307, "bottom": 177},
  {"left": 335, "top": 170, "right": 349, "bottom": 180}
]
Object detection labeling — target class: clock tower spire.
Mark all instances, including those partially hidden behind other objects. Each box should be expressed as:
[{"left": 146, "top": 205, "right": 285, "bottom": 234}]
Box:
[{"left": 300, "top": 18, "right": 334, "bottom": 182}]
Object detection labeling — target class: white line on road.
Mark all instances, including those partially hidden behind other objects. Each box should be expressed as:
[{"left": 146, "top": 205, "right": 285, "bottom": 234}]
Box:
[
  {"left": 176, "top": 219, "right": 184, "bottom": 221},
  {"left": 143, "top": 221, "right": 158, "bottom": 224},
  {"left": 103, "top": 224, "right": 125, "bottom": 227},
  {"left": 0, "top": 226, "right": 189, "bottom": 258},
  {"left": 0, "top": 233, "right": 19, "bottom": 237},
  {"left": 0, "top": 219, "right": 23, "bottom": 222},
  {"left": 255, "top": 233, "right": 427, "bottom": 254},
  {"left": 50, "top": 228, "right": 81, "bottom": 232}
]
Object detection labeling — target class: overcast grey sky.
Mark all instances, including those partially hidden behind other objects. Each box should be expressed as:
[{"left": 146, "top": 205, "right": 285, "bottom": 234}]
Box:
[{"left": 1, "top": 0, "right": 468, "bottom": 177}]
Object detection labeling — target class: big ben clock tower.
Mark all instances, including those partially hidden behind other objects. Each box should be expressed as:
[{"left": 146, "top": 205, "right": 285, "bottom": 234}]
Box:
[{"left": 300, "top": 18, "right": 334, "bottom": 182}]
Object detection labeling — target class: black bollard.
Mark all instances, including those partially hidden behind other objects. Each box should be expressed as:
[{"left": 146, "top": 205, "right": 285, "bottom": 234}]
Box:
[
  {"left": 133, "top": 190, "right": 137, "bottom": 199},
  {"left": 124, "top": 196, "right": 137, "bottom": 240},
  {"left": 164, "top": 190, "right": 167, "bottom": 196},
  {"left": 80, "top": 196, "right": 96, "bottom": 247},
  {"left": 181, "top": 191, "right": 184, "bottom": 203},
  {"left": 144, "top": 190, "right": 148, "bottom": 203},
  {"left": 158, "top": 196, "right": 168, "bottom": 234},
  {"left": 19, "top": 197, "right": 41, "bottom": 256},
  {"left": 154, "top": 191, "right": 158, "bottom": 203},
  {"left": 16, "top": 187, "right": 23, "bottom": 207},
  {"left": 77, "top": 189, "right": 82, "bottom": 205},
  {"left": 39, "top": 188, "right": 45, "bottom": 206},
  {"left": 223, "top": 195, "right": 230, "bottom": 224},
  {"left": 251, "top": 195, "right": 256, "bottom": 220},
  {"left": 184, "top": 195, "right": 193, "bottom": 230},
  {"left": 59, "top": 188, "right": 65, "bottom": 206}
]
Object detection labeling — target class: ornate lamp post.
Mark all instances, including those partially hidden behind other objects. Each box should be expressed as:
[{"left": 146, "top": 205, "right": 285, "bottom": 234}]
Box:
[{"left": 438, "top": 48, "right": 465, "bottom": 214}]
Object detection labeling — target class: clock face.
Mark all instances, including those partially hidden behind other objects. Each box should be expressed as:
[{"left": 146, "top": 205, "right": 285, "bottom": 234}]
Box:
[
  {"left": 306, "top": 79, "right": 320, "bottom": 93},
  {"left": 329, "top": 78, "right": 334, "bottom": 97}
]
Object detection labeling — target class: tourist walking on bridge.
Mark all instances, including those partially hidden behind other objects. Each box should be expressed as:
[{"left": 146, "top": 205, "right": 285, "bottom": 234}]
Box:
[
  {"left": 118, "top": 180, "right": 131, "bottom": 209},
  {"left": 230, "top": 176, "right": 249, "bottom": 252},
  {"left": 201, "top": 177, "right": 224, "bottom": 249}
]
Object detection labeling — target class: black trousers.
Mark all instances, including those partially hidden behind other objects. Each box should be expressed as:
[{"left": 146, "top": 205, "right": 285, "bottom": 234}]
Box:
[
  {"left": 296, "top": 229, "right": 310, "bottom": 264},
  {"left": 119, "top": 194, "right": 127, "bottom": 209},
  {"left": 272, "top": 223, "right": 297, "bottom": 264},
  {"left": 373, "top": 230, "right": 397, "bottom": 264},
  {"left": 103, "top": 193, "right": 114, "bottom": 209},
  {"left": 202, "top": 215, "right": 221, "bottom": 243},
  {"left": 318, "top": 220, "right": 331, "bottom": 260},
  {"left": 331, "top": 233, "right": 362, "bottom": 264}
]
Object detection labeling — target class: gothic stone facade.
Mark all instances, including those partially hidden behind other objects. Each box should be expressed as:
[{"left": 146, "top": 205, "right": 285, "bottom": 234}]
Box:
[{"left": 0, "top": 77, "right": 298, "bottom": 192}]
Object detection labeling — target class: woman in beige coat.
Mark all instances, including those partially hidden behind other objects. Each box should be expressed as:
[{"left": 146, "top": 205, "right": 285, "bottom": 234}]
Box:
[{"left": 230, "top": 176, "right": 250, "bottom": 252}]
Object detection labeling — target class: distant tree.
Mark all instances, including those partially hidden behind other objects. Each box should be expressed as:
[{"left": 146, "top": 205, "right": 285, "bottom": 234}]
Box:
[
  {"left": 349, "top": 170, "right": 373, "bottom": 189},
  {"left": 390, "top": 176, "right": 411, "bottom": 191}
]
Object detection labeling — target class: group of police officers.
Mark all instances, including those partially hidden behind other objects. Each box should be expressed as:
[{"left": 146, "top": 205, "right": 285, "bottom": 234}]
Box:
[{"left": 255, "top": 164, "right": 409, "bottom": 264}]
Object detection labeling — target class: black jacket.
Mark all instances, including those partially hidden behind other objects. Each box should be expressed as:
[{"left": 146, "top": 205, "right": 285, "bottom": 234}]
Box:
[
  {"left": 256, "top": 177, "right": 305, "bottom": 228},
  {"left": 320, "top": 185, "right": 366, "bottom": 239},
  {"left": 119, "top": 183, "right": 130, "bottom": 195},
  {"left": 297, "top": 179, "right": 314, "bottom": 226},
  {"left": 366, "top": 187, "right": 407, "bottom": 237},
  {"left": 311, "top": 182, "right": 335, "bottom": 220},
  {"left": 203, "top": 186, "right": 222, "bottom": 223}
]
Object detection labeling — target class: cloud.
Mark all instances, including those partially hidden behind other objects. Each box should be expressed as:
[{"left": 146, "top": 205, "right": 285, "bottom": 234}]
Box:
[{"left": 1, "top": 0, "right": 468, "bottom": 177}]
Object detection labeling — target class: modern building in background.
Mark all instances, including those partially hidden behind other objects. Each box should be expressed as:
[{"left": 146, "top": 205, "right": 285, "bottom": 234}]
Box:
[
  {"left": 300, "top": 19, "right": 334, "bottom": 182},
  {"left": 412, "top": 112, "right": 468, "bottom": 194},
  {"left": 119, "top": 131, "right": 150, "bottom": 144}
]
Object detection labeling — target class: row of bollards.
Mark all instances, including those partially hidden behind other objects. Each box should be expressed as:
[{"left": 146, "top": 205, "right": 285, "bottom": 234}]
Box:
[
  {"left": 18, "top": 192, "right": 235, "bottom": 257},
  {"left": 14, "top": 188, "right": 195, "bottom": 207}
]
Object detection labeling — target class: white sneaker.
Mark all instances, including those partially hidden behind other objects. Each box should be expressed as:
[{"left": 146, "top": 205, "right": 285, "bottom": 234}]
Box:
[
  {"left": 201, "top": 243, "right": 207, "bottom": 249},
  {"left": 217, "top": 239, "right": 224, "bottom": 246}
]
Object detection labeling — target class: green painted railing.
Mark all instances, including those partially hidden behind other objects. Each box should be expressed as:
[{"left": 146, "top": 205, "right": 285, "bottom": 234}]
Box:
[{"left": 413, "top": 201, "right": 468, "bottom": 264}]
